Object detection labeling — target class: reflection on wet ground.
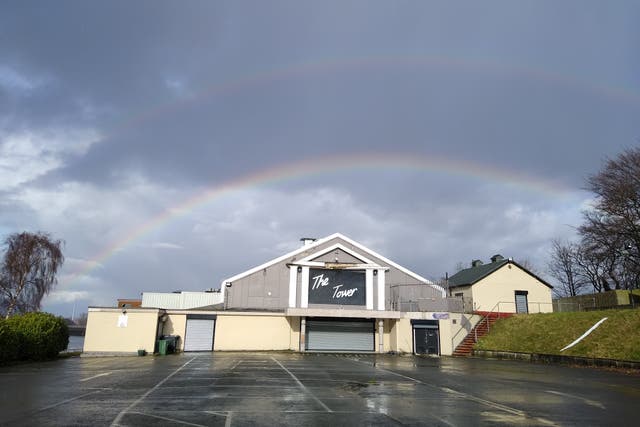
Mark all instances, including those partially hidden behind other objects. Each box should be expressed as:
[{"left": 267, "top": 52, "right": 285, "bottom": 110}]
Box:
[{"left": 0, "top": 352, "right": 638, "bottom": 426}]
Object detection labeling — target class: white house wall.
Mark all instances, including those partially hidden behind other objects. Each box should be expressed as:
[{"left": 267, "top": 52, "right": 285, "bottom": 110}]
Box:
[{"left": 471, "top": 264, "right": 553, "bottom": 313}]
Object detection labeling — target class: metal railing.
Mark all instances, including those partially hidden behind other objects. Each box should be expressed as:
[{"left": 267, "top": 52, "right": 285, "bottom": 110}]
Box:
[
  {"left": 450, "top": 300, "right": 554, "bottom": 353},
  {"left": 391, "top": 297, "right": 464, "bottom": 313}
]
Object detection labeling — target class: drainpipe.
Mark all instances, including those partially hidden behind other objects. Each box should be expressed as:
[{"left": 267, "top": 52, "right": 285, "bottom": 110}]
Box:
[{"left": 300, "top": 318, "right": 306, "bottom": 352}]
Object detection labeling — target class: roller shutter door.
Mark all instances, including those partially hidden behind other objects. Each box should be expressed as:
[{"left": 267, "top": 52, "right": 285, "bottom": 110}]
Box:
[
  {"left": 184, "top": 318, "right": 215, "bottom": 351},
  {"left": 306, "top": 319, "right": 374, "bottom": 352}
]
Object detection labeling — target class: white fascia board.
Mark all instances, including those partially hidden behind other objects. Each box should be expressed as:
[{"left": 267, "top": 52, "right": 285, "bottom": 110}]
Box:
[
  {"left": 332, "top": 233, "right": 446, "bottom": 297},
  {"left": 219, "top": 233, "right": 343, "bottom": 288},
  {"left": 291, "top": 261, "right": 387, "bottom": 270},
  {"left": 219, "top": 232, "right": 444, "bottom": 297},
  {"left": 298, "top": 243, "right": 375, "bottom": 265}
]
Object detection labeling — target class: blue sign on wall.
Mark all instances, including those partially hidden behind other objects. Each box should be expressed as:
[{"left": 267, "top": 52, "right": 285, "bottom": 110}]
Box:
[{"left": 308, "top": 269, "right": 366, "bottom": 305}]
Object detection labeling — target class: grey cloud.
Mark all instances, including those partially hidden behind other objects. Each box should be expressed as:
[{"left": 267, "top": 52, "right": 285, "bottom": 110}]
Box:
[{"left": 1, "top": 1, "right": 637, "bottom": 317}]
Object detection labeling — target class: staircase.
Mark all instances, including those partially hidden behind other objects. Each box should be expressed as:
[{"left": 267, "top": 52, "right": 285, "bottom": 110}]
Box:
[{"left": 453, "top": 312, "right": 513, "bottom": 357}]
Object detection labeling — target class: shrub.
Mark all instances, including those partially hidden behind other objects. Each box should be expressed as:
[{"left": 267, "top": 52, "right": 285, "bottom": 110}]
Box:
[
  {"left": 0, "top": 319, "right": 20, "bottom": 364},
  {"left": 5, "top": 312, "right": 69, "bottom": 361}
]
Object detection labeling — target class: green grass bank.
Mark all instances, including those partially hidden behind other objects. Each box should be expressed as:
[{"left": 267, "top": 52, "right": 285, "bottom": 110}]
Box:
[{"left": 475, "top": 309, "right": 640, "bottom": 362}]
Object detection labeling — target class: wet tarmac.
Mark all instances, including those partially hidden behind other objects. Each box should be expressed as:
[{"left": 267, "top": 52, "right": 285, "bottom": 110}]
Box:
[{"left": 1, "top": 352, "right": 639, "bottom": 426}]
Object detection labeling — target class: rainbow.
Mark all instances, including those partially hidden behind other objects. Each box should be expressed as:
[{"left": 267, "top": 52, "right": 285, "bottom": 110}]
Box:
[
  {"left": 66, "top": 53, "right": 619, "bottom": 285},
  {"left": 117, "top": 54, "right": 639, "bottom": 135},
  {"left": 64, "top": 152, "right": 573, "bottom": 286}
]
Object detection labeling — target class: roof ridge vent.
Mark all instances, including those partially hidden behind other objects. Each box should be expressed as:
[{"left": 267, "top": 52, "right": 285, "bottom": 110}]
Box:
[
  {"left": 471, "top": 259, "right": 484, "bottom": 267},
  {"left": 491, "top": 254, "right": 505, "bottom": 263}
]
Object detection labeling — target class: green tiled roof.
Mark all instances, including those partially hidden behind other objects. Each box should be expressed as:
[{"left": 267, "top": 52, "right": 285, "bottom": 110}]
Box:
[
  {"left": 448, "top": 259, "right": 553, "bottom": 289},
  {"left": 448, "top": 259, "right": 509, "bottom": 287}
]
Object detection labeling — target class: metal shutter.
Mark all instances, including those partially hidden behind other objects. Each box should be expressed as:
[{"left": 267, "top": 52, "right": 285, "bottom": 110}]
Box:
[
  {"left": 184, "top": 318, "right": 215, "bottom": 351},
  {"left": 306, "top": 320, "right": 374, "bottom": 352}
]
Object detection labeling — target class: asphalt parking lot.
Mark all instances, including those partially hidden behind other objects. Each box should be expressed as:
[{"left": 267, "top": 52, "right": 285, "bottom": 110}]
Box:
[{"left": 1, "top": 352, "right": 639, "bottom": 426}]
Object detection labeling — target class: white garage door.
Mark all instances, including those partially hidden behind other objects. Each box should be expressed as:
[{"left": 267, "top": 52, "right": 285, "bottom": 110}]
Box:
[
  {"left": 184, "top": 318, "right": 215, "bottom": 351},
  {"left": 306, "top": 319, "right": 374, "bottom": 352}
]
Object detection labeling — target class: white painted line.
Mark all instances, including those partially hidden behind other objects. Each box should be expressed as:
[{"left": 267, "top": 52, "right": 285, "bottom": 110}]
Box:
[
  {"left": 270, "top": 356, "right": 333, "bottom": 413},
  {"left": 225, "top": 411, "right": 233, "bottom": 427},
  {"left": 347, "top": 358, "right": 558, "bottom": 425},
  {"left": 110, "top": 356, "right": 197, "bottom": 426},
  {"left": 36, "top": 390, "right": 103, "bottom": 412},
  {"left": 128, "top": 411, "right": 207, "bottom": 427},
  {"left": 545, "top": 390, "right": 606, "bottom": 409},
  {"left": 560, "top": 317, "right": 608, "bottom": 352},
  {"left": 80, "top": 372, "right": 112, "bottom": 382}
]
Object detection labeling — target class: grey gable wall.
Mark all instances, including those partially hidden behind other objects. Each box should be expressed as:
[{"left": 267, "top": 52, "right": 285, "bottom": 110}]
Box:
[{"left": 225, "top": 236, "right": 437, "bottom": 311}]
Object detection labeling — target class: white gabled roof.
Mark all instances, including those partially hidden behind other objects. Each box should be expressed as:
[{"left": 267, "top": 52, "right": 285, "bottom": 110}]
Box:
[{"left": 220, "top": 233, "right": 445, "bottom": 296}]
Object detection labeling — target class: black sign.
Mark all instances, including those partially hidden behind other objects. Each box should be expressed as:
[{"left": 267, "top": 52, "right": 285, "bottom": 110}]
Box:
[{"left": 308, "top": 269, "right": 366, "bottom": 305}]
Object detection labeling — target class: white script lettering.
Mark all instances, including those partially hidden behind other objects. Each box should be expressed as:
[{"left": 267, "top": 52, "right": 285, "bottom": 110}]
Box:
[
  {"left": 311, "top": 274, "right": 330, "bottom": 290},
  {"left": 332, "top": 284, "right": 358, "bottom": 299}
]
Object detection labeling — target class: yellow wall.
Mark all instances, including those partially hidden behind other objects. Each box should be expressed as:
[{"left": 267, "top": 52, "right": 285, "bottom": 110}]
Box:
[
  {"left": 471, "top": 264, "right": 553, "bottom": 313},
  {"left": 163, "top": 313, "right": 187, "bottom": 351},
  {"left": 393, "top": 318, "right": 414, "bottom": 353},
  {"left": 84, "top": 308, "right": 160, "bottom": 354},
  {"left": 214, "top": 314, "right": 299, "bottom": 351},
  {"left": 372, "top": 319, "right": 393, "bottom": 353}
]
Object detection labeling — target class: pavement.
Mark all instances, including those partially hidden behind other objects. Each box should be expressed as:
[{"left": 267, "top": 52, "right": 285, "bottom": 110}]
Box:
[{"left": 0, "top": 352, "right": 639, "bottom": 426}]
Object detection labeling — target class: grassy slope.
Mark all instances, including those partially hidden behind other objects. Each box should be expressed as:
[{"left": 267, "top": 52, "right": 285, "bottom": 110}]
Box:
[{"left": 475, "top": 309, "right": 640, "bottom": 361}]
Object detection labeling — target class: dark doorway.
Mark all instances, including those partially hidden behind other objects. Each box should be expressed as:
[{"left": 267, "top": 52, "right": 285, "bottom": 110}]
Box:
[{"left": 412, "top": 320, "right": 440, "bottom": 355}]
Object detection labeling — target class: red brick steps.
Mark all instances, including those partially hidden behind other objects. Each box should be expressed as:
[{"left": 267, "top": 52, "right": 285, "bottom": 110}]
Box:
[{"left": 453, "top": 312, "right": 513, "bottom": 357}]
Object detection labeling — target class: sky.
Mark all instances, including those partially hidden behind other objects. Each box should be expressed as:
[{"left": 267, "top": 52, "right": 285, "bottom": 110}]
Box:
[{"left": 1, "top": 1, "right": 638, "bottom": 318}]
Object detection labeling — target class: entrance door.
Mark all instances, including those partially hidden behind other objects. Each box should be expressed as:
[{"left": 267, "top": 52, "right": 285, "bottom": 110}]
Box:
[
  {"left": 515, "top": 291, "right": 529, "bottom": 313},
  {"left": 184, "top": 317, "right": 216, "bottom": 351},
  {"left": 412, "top": 320, "right": 440, "bottom": 355},
  {"left": 306, "top": 319, "right": 374, "bottom": 352}
]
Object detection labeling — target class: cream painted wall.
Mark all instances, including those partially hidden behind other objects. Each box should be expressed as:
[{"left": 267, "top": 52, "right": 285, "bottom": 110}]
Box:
[
  {"left": 163, "top": 314, "right": 187, "bottom": 351},
  {"left": 372, "top": 319, "right": 393, "bottom": 352},
  {"left": 84, "top": 308, "right": 160, "bottom": 354},
  {"left": 471, "top": 264, "right": 553, "bottom": 313},
  {"left": 214, "top": 314, "right": 298, "bottom": 351},
  {"left": 393, "top": 318, "right": 414, "bottom": 353}
]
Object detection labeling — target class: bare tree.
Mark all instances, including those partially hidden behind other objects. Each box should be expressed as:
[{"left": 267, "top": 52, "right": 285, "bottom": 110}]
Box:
[
  {"left": 0, "top": 232, "right": 65, "bottom": 318},
  {"left": 518, "top": 258, "right": 541, "bottom": 275},
  {"left": 547, "top": 239, "right": 585, "bottom": 297},
  {"left": 578, "top": 148, "right": 640, "bottom": 290}
]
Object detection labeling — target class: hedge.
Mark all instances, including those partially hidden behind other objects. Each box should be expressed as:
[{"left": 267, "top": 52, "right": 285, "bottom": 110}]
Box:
[{"left": 0, "top": 312, "right": 69, "bottom": 364}]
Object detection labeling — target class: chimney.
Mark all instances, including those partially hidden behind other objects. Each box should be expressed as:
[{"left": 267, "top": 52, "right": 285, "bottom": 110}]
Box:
[
  {"left": 300, "top": 237, "right": 317, "bottom": 247},
  {"left": 490, "top": 254, "right": 505, "bottom": 263},
  {"left": 471, "top": 259, "right": 483, "bottom": 267}
]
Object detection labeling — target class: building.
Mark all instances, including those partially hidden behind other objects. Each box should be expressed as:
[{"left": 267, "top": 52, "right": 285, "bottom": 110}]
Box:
[
  {"left": 84, "top": 234, "right": 489, "bottom": 356},
  {"left": 141, "top": 290, "right": 223, "bottom": 309},
  {"left": 447, "top": 255, "right": 553, "bottom": 314}
]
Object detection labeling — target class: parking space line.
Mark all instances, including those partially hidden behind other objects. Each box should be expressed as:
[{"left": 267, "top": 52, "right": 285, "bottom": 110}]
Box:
[
  {"left": 347, "top": 358, "right": 559, "bottom": 425},
  {"left": 80, "top": 372, "right": 112, "bottom": 382},
  {"left": 35, "top": 390, "right": 103, "bottom": 413},
  {"left": 271, "top": 356, "right": 333, "bottom": 413},
  {"left": 128, "top": 411, "right": 208, "bottom": 427},
  {"left": 110, "top": 356, "right": 197, "bottom": 426},
  {"left": 545, "top": 390, "right": 606, "bottom": 410}
]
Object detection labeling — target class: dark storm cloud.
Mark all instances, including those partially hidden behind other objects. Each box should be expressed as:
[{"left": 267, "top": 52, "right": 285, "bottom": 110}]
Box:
[
  {"left": 2, "top": 1, "right": 638, "bottom": 316},
  {"left": 3, "top": 1, "right": 638, "bottom": 190}
]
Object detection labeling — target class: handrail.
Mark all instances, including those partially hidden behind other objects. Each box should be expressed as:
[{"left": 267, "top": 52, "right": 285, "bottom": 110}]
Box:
[
  {"left": 474, "top": 301, "right": 503, "bottom": 343},
  {"left": 449, "top": 300, "right": 554, "bottom": 354}
]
